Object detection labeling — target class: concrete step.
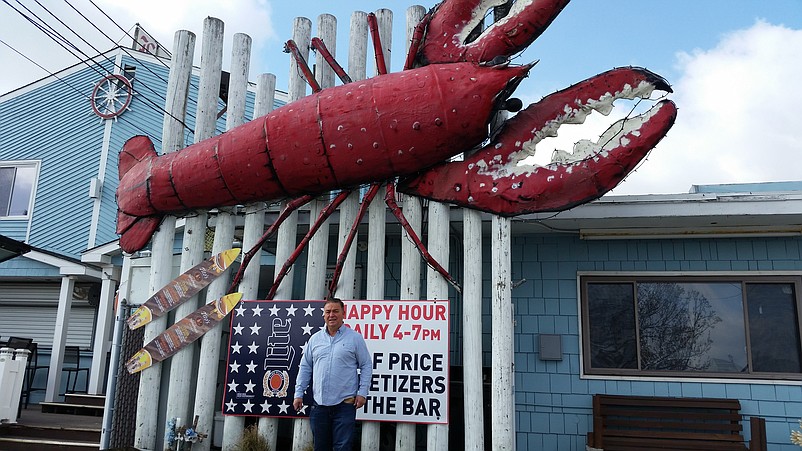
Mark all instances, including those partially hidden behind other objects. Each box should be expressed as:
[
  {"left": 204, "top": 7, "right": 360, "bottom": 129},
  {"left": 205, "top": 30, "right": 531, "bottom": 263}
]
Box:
[
  {"left": 40, "top": 402, "right": 104, "bottom": 417},
  {"left": 63, "top": 393, "right": 105, "bottom": 407},
  {"left": 0, "top": 421, "right": 100, "bottom": 451},
  {"left": 0, "top": 436, "right": 99, "bottom": 450}
]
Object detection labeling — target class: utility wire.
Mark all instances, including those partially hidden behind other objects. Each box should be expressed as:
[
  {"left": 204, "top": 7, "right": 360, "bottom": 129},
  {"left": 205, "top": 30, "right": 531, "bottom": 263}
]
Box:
[
  {"left": 88, "top": 0, "right": 171, "bottom": 58},
  {"left": 43, "top": 0, "right": 199, "bottom": 134},
  {"left": 6, "top": 0, "right": 108, "bottom": 79},
  {"left": 34, "top": 0, "right": 103, "bottom": 55},
  {"left": 0, "top": 37, "right": 163, "bottom": 144},
  {"left": 82, "top": 0, "right": 210, "bottom": 132},
  {"left": 4, "top": 2, "right": 173, "bottom": 143},
  {"left": 3, "top": 0, "right": 202, "bottom": 138},
  {"left": 67, "top": 0, "right": 203, "bottom": 124}
]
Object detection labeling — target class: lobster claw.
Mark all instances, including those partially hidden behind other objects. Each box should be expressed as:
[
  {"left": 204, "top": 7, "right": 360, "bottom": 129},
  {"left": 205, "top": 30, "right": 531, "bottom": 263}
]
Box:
[
  {"left": 397, "top": 67, "right": 678, "bottom": 215},
  {"left": 416, "top": 0, "right": 570, "bottom": 65}
]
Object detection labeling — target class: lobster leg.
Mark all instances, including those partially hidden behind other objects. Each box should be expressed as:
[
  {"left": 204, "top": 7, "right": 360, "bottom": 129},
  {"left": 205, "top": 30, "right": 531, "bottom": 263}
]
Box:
[
  {"left": 326, "top": 183, "right": 382, "bottom": 300},
  {"left": 384, "top": 183, "right": 462, "bottom": 293},
  {"left": 285, "top": 40, "right": 321, "bottom": 92},
  {"left": 266, "top": 190, "right": 352, "bottom": 300},
  {"left": 228, "top": 195, "right": 314, "bottom": 293},
  {"left": 311, "top": 38, "right": 352, "bottom": 84},
  {"left": 403, "top": 11, "right": 432, "bottom": 70},
  {"left": 367, "top": 13, "right": 389, "bottom": 76},
  {"left": 398, "top": 67, "right": 678, "bottom": 215}
]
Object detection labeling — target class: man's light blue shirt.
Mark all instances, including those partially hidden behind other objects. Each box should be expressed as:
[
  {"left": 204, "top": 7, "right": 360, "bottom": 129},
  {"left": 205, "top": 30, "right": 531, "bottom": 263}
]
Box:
[{"left": 294, "top": 325, "right": 372, "bottom": 406}]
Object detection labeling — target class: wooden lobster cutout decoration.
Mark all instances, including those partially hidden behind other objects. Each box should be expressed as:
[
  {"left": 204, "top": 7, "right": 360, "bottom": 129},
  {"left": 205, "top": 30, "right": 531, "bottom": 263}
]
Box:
[{"left": 116, "top": 0, "right": 677, "bottom": 297}]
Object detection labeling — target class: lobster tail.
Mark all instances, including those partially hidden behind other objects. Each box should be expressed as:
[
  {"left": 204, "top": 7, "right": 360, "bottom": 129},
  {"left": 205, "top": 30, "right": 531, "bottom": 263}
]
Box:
[
  {"left": 119, "top": 135, "right": 157, "bottom": 175},
  {"left": 116, "top": 135, "right": 163, "bottom": 253},
  {"left": 118, "top": 213, "right": 161, "bottom": 254}
]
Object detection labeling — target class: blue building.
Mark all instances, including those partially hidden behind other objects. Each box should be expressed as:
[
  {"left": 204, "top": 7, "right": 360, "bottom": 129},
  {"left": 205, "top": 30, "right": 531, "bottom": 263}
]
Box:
[
  {"left": 0, "top": 41, "right": 282, "bottom": 405},
  {"left": 504, "top": 182, "right": 802, "bottom": 449}
]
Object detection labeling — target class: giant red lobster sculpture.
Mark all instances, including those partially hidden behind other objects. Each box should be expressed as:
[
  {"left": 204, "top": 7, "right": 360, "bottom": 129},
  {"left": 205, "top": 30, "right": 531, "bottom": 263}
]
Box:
[{"left": 116, "top": 0, "right": 677, "bottom": 295}]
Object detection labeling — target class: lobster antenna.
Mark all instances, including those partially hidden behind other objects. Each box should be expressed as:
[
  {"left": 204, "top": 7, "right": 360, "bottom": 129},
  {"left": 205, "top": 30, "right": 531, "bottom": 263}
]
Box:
[{"left": 404, "top": 12, "right": 431, "bottom": 70}]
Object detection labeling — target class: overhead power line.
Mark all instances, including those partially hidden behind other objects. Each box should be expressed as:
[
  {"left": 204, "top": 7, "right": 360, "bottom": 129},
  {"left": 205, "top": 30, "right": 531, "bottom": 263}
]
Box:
[
  {"left": 1, "top": 0, "right": 213, "bottom": 138},
  {"left": 87, "top": 0, "right": 171, "bottom": 58},
  {"left": 63, "top": 0, "right": 202, "bottom": 130},
  {"left": 0, "top": 37, "right": 162, "bottom": 144}
]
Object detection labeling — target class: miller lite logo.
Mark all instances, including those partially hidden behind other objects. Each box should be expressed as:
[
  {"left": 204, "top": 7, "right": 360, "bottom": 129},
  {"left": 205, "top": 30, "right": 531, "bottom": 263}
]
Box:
[{"left": 263, "top": 369, "right": 290, "bottom": 398}]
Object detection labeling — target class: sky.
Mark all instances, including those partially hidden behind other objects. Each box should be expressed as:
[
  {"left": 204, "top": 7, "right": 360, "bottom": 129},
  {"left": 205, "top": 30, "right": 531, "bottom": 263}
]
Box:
[{"left": 2, "top": 0, "right": 801, "bottom": 196}]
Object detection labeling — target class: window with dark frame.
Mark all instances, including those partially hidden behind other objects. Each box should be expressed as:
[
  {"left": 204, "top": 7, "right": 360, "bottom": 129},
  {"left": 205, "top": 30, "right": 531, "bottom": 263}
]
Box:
[
  {"left": 581, "top": 275, "right": 802, "bottom": 379},
  {"left": 0, "top": 163, "right": 36, "bottom": 217}
]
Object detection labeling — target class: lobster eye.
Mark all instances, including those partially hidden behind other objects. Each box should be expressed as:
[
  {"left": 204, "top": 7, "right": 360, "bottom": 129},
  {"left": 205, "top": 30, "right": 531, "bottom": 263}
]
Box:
[{"left": 501, "top": 98, "right": 523, "bottom": 112}]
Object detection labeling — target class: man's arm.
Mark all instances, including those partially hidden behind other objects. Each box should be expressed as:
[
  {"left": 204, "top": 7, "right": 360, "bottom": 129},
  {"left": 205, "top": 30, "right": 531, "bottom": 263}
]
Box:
[
  {"left": 355, "top": 337, "right": 373, "bottom": 408},
  {"left": 293, "top": 338, "right": 314, "bottom": 411}
]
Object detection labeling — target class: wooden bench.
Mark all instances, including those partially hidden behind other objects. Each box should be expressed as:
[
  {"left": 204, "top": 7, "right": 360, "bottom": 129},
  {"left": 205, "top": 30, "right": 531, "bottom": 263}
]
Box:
[{"left": 587, "top": 394, "right": 767, "bottom": 451}]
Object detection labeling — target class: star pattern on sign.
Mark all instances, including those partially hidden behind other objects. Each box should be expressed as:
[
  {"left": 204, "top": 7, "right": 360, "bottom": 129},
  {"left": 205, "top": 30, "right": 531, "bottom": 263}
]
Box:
[
  {"left": 277, "top": 400, "right": 290, "bottom": 414},
  {"left": 248, "top": 341, "right": 260, "bottom": 354},
  {"left": 228, "top": 380, "right": 239, "bottom": 392},
  {"left": 224, "top": 300, "right": 327, "bottom": 420}
]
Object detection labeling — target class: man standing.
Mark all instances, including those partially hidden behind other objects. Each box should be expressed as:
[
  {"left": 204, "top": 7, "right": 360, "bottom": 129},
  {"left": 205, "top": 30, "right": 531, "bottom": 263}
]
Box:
[{"left": 293, "top": 298, "right": 372, "bottom": 451}]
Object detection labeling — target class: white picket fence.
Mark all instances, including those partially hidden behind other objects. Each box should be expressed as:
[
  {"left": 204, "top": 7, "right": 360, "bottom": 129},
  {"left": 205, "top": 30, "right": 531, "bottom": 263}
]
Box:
[{"left": 116, "top": 7, "right": 514, "bottom": 451}]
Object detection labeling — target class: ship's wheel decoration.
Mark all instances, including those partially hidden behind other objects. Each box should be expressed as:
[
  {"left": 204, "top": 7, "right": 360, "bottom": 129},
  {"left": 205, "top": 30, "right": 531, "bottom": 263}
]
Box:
[{"left": 91, "top": 74, "right": 133, "bottom": 120}]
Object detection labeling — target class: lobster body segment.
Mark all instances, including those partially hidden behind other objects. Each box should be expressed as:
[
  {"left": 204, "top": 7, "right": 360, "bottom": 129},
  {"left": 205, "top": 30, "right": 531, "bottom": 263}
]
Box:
[
  {"left": 269, "top": 63, "right": 526, "bottom": 190},
  {"left": 116, "top": 63, "right": 529, "bottom": 252}
]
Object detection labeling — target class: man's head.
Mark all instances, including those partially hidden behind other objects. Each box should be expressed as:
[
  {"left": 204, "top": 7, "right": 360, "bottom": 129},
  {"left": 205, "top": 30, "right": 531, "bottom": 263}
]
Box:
[{"left": 323, "top": 298, "right": 345, "bottom": 334}]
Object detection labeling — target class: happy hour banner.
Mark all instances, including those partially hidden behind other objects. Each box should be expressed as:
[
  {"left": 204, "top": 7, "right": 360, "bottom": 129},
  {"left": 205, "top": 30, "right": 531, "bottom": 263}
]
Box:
[{"left": 222, "top": 299, "right": 449, "bottom": 424}]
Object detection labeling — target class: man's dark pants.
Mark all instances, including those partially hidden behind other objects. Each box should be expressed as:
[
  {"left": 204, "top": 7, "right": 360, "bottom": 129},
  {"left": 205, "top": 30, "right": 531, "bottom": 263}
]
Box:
[{"left": 310, "top": 401, "right": 357, "bottom": 451}]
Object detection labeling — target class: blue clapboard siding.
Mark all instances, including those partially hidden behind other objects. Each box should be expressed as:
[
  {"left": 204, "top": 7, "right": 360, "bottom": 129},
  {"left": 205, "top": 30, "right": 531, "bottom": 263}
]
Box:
[
  {"left": 509, "top": 234, "right": 802, "bottom": 450},
  {"left": 1, "top": 58, "right": 115, "bottom": 257},
  {"left": 2, "top": 48, "right": 286, "bottom": 257},
  {"left": 0, "top": 254, "right": 64, "bottom": 278},
  {"left": 0, "top": 220, "right": 28, "bottom": 242},
  {"left": 95, "top": 54, "right": 173, "bottom": 247}
]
